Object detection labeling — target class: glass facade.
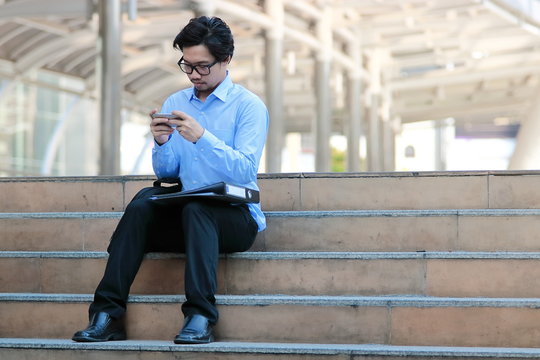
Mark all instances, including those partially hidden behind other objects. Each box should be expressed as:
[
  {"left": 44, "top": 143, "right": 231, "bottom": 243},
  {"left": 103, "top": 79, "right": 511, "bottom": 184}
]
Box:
[{"left": 0, "top": 62, "right": 153, "bottom": 177}]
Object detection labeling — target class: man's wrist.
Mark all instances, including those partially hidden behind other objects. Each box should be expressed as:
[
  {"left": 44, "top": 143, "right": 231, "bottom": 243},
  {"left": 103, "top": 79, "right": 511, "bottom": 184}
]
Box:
[
  {"left": 155, "top": 135, "right": 170, "bottom": 146},
  {"left": 193, "top": 129, "right": 205, "bottom": 144}
]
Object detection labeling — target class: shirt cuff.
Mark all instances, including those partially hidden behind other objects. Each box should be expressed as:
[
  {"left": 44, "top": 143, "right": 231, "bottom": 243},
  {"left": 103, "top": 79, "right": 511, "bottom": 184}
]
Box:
[
  {"left": 153, "top": 135, "right": 173, "bottom": 152},
  {"left": 194, "top": 129, "right": 220, "bottom": 149}
]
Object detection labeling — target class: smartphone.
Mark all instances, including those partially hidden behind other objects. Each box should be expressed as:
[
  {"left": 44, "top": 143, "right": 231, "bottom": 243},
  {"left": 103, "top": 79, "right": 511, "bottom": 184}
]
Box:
[
  {"left": 151, "top": 113, "right": 180, "bottom": 128},
  {"left": 151, "top": 113, "right": 180, "bottom": 119}
]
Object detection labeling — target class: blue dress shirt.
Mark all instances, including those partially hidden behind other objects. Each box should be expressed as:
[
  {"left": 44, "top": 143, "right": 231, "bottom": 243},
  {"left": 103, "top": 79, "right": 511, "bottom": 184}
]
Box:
[{"left": 152, "top": 74, "right": 269, "bottom": 231}]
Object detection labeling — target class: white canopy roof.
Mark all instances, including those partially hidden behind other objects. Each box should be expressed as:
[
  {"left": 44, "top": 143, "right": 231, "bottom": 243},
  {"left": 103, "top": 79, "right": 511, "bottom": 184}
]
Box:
[{"left": 1, "top": 0, "right": 538, "bottom": 133}]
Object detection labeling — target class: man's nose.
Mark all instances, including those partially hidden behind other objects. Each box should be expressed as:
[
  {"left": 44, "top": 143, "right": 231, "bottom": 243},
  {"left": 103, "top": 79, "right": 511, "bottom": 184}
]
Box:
[{"left": 189, "top": 71, "right": 202, "bottom": 80}]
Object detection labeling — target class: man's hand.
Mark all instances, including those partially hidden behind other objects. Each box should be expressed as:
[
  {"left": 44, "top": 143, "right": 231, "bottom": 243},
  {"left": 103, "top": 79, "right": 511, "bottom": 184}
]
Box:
[
  {"left": 169, "top": 110, "right": 205, "bottom": 143},
  {"left": 150, "top": 109, "right": 175, "bottom": 145}
]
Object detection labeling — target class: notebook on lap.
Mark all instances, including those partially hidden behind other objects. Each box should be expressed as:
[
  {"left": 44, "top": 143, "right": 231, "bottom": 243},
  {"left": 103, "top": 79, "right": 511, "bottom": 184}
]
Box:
[{"left": 149, "top": 181, "right": 260, "bottom": 204}]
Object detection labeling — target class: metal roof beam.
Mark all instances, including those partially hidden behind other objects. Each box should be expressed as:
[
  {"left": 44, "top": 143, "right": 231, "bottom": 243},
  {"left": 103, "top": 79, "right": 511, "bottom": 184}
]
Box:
[
  {"left": 0, "top": 24, "right": 31, "bottom": 48},
  {"left": 390, "top": 62, "right": 540, "bottom": 91},
  {"left": 484, "top": 0, "right": 540, "bottom": 36},
  {"left": 13, "top": 30, "right": 94, "bottom": 74},
  {"left": 398, "top": 97, "right": 529, "bottom": 122},
  {"left": 216, "top": 0, "right": 361, "bottom": 73},
  {"left": 134, "top": 76, "right": 180, "bottom": 105}
]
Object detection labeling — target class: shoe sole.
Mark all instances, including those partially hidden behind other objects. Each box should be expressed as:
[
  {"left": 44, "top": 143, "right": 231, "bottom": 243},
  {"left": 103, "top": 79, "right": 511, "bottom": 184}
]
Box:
[
  {"left": 173, "top": 335, "right": 214, "bottom": 345},
  {"left": 72, "top": 332, "right": 127, "bottom": 343}
]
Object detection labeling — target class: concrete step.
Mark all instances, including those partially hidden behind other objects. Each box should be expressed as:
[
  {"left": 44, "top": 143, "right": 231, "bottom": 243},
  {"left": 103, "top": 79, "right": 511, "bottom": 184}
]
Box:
[
  {"left": 2, "top": 293, "right": 540, "bottom": 347},
  {"left": 2, "top": 209, "right": 540, "bottom": 252},
  {"left": 3, "top": 251, "right": 540, "bottom": 298},
  {"left": 2, "top": 171, "right": 540, "bottom": 212},
  {"left": 0, "top": 176, "right": 149, "bottom": 213},
  {"left": 260, "top": 171, "right": 540, "bottom": 211},
  {"left": 4, "top": 339, "right": 540, "bottom": 360}
]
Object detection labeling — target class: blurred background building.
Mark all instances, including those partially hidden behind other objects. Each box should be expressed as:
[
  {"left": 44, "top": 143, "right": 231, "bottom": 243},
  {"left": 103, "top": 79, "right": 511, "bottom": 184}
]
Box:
[{"left": 1, "top": 0, "right": 540, "bottom": 176}]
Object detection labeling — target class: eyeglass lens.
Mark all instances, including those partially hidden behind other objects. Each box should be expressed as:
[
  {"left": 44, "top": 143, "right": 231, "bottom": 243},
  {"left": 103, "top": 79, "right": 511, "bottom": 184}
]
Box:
[{"left": 178, "top": 58, "right": 216, "bottom": 75}]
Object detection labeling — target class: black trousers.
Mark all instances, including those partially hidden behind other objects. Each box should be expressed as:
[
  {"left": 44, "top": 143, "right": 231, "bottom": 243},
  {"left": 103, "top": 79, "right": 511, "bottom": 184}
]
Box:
[{"left": 88, "top": 185, "right": 258, "bottom": 324}]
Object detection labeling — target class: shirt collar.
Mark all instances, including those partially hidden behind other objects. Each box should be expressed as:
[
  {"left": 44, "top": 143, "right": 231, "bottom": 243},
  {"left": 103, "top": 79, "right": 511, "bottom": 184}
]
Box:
[{"left": 189, "top": 72, "right": 232, "bottom": 102}]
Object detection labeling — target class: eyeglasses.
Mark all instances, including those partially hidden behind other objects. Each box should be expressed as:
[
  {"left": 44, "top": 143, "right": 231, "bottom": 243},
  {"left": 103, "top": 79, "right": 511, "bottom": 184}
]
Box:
[{"left": 177, "top": 57, "right": 219, "bottom": 75}]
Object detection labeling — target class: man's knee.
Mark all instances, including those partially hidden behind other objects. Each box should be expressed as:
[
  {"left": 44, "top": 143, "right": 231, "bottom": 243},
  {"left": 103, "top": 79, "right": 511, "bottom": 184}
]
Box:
[
  {"left": 181, "top": 202, "right": 221, "bottom": 238},
  {"left": 125, "top": 197, "right": 155, "bottom": 215},
  {"left": 182, "top": 201, "right": 211, "bottom": 221}
]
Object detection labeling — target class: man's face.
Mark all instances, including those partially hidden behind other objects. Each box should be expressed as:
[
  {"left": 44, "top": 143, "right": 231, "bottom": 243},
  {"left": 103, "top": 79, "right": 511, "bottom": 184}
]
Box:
[{"left": 181, "top": 45, "right": 228, "bottom": 98}]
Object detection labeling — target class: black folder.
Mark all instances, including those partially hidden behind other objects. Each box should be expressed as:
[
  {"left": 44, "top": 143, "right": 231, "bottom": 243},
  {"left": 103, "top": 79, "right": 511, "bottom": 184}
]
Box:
[{"left": 149, "top": 182, "right": 260, "bottom": 204}]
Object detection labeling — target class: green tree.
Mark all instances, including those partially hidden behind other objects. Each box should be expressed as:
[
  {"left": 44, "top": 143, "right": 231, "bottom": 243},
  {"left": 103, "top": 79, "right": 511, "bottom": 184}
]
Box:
[{"left": 331, "top": 146, "right": 346, "bottom": 172}]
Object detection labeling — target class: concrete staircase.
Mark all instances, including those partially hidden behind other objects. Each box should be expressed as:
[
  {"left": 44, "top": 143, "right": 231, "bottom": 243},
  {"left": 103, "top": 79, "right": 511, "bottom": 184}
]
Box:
[{"left": 2, "top": 171, "right": 540, "bottom": 359}]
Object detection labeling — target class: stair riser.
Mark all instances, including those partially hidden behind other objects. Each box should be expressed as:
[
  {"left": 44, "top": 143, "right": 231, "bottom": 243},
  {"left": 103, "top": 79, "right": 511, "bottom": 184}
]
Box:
[
  {"left": 4, "top": 215, "right": 540, "bottom": 252},
  {"left": 3, "top": 173, "right": 540, "bottom": 212},
  {"left": 3, "top": 257, "right": 540, "bottom": 298},
  {"left": 1, "top": 301, "right": 539, "bottom": 347},
  {"left": 263, "top": 215, "right": 540, "bottom": 252},
  {"left": 1, "top": 257, "right": 421, "bottom": 296},
  {"left": 0, "top": 180, "right": 141, "bottom": 213},
  {"left": 0, "top": 218, "right": 114, "bottom": 251}
]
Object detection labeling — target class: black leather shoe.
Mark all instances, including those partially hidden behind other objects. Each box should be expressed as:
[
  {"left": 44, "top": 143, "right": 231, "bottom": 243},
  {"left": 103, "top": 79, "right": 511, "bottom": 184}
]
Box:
[
  {"left": 72, "top": 312, "right": 126, "bottom": 342},
  {"left": 174, "top": 314, "right": 214, "bottom": 344}
]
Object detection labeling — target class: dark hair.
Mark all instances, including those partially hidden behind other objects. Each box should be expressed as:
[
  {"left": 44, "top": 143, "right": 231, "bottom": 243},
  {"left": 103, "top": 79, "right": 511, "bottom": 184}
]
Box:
[{"left": 173, "top": 16, "right": 234, "bottom": 62}]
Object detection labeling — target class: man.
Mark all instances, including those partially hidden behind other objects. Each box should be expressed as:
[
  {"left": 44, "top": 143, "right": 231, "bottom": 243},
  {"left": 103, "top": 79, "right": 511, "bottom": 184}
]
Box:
[{"left": 72, "top": 16, "right": 268, "bottom": 344}]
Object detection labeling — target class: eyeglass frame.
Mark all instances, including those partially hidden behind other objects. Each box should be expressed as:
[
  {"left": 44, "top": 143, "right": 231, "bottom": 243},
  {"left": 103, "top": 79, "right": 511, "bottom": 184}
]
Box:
[{"left": 177, "top": 57, "right": 219, "bottom": 75}]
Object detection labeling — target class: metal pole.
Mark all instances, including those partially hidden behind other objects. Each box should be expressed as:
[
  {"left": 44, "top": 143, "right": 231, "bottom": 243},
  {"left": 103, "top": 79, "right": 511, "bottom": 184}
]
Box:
[
  {"left": 98, "top": 0, "right": 122, "bottom": 175},
  {"left": 315, "top": 59, "right": 331, "bottom": 172},
  {"left": 315, "top": 6, "right": 333, "bottom": 172},
  {"left": 347, "top": 75, "right": 363, "bottom": 171},
  {"left": 346, "top": 36, "right": 363, "bottom": 172},
  {"left": 368, "top": 94, "right": 381, "bottom": 171},
  {"left": 382, "top": 119, "right": 395, "bottom": 171},
  {"left": 264, "top": 0, "right": 284, "bottom": 173}
]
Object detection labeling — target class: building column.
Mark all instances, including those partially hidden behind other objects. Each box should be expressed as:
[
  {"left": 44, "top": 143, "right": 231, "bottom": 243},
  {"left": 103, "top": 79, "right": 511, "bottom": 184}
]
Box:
[
  {"left": 382, "top": 118, "right": 396, "bottom": 171},
  {"left": 315, "top": 6, "right": 333, "bottom": 172},
  {"left": 98, "top": 0, "right": 122, "bottom": 175},
  {"left": 346, "top": 39, "right": 363, "bottom": 172},
  {"left": 509, "top": 87, "right": 540, "bottom": 169},
  {"left": 264, "top": 0, "right": 284, "bottom": 173},
  {"left": 381, "top": 75, "right": 395, "bottom": 172},
  {"left": 368, "top": 94, "right": 382, "bottom": 171},
  {"left": 366, "top": 49, "right": 387, "bottom": 172}
]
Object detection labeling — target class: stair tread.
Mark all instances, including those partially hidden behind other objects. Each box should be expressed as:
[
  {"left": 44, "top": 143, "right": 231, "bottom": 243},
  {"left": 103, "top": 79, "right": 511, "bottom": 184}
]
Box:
[
  {"left": 2, "top": 208, "right": 540, "bottom": 218},
  {"left": 4, "top": 250, "right": 540, "bottom": 259},
  {"left": 4, "top": 293, "right": 540, "bottom": 307},
  {"left": 2, "top": 338, "right": 540, "bottom": 357}
]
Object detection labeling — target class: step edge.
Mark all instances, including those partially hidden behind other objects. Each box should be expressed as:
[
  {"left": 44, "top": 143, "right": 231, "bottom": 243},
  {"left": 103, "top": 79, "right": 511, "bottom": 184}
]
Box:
[
  {"left": 0, "top": 171, "right": 527, "bottom": 184},
  {"left": 2, "top": 209, "right": 540, "bottom": 219},
  {"left": 3, "top": 293, "right": 540, "bottom": 308},
  {"left": 266, "top": 209, "right": 540, "bottom": 217},
  {"left": 0, "top": 212, "right": 124, "bottom": 219},
  {"left": 4, "top": 251, "right": 540, "bottom": 260},
  {"left": 1, "top": 339, "right": 540, "bottom": 357}
]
